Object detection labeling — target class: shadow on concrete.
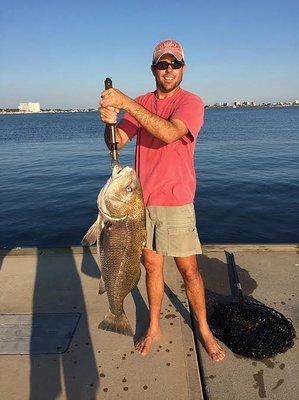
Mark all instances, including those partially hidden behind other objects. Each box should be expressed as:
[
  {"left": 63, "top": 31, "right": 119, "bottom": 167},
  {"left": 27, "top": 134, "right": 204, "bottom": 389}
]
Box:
[
  {"left": 132, "top": 286, "right": 149, "bottom": 341},
  {"left": 197, "top": 253, "right": 258, "bottom": 315},
  {"left": 81, "top": 246, "right": 101, "bottom": 279},
  {"left": 164, "top": 283, "right": 192, "bottom": 329},
  {"left": 29, "top": 248, "right": 99, "bottom": 400}
]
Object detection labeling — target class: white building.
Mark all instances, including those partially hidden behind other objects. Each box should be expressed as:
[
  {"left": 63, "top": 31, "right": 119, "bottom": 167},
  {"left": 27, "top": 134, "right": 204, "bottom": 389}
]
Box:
[{"left": 18, "top": 102, "right": 40, "bottom": 113}]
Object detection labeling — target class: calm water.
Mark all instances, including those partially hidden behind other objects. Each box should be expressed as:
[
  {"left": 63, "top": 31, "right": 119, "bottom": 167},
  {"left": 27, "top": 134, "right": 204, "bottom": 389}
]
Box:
[{"left": 0, "top": 107, "right": 298, "bottom": 248}]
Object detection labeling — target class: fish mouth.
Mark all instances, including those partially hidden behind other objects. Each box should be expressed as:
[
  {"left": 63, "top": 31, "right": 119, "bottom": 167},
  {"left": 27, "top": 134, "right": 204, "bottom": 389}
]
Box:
[
  {"left": 111, "top": 164, "right": 133, "bottom": 180},
  {"left": 111, "top": 163, "right": 123, "bottom": 179}
]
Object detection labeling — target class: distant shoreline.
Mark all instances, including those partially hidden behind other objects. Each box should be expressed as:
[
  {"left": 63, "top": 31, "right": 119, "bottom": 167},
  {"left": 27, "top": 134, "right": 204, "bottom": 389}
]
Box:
[
  {"left": 205, "top": 104, "right": 299, "bottom": 109},
  {"left": 205, "top": 103, "right": 299, "bottom": 109},
  {"left": 1, "top": 104, "right": 298, "bottom": 115},
  {"left": 0, "top": 109, "right": 97, "bottom": 115}
]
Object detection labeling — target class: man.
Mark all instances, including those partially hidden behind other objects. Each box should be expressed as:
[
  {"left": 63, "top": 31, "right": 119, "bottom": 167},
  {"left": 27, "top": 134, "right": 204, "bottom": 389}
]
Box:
[{"left": 100, "top": 39, "right": 225, "bottom": 362}]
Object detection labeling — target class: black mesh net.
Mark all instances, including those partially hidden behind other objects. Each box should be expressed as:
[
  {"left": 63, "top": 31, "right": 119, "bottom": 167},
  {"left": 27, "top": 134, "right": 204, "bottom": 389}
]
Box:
[{"left": 209, "top": 300, "right": 296, "bottom": 359}]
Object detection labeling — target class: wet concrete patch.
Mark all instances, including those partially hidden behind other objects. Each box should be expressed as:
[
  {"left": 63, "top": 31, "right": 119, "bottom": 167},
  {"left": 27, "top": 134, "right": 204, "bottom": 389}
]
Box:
[
  {"left": 272, "top": 379, "right": 284, "bottom": 390},
  {"left": 253, "top": 370, "right": 266, "bottom": 398},
  {"left": 165, "top": 313, "right": 177, "bottom": 319}
]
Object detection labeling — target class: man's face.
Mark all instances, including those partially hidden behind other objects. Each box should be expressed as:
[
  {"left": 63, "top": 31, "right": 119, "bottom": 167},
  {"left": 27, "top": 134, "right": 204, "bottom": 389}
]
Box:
[{"left": 151, "top": 54, "right": 185, "bottom": 94}]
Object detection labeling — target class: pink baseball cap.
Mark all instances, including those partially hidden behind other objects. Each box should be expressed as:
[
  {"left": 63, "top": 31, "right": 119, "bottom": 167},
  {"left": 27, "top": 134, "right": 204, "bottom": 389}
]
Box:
[{"left": 152, "top": 39, "right": 185, "bottom": 64}]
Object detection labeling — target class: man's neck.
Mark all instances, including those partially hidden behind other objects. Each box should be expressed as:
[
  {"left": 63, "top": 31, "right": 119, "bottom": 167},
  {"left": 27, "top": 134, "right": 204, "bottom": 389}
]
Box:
[{"left": 155, "top": 86, "right": 181, "bottom": 99}]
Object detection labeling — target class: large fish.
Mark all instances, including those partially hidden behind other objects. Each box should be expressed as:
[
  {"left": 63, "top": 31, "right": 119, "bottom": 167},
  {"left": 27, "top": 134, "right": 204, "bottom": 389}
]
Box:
[{"left": 82, "top": 164, "right": 146, "bottom": 336}]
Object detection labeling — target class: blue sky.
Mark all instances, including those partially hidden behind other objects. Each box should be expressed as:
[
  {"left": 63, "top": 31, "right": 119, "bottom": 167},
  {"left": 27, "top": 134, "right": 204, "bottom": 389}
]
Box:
[{"left": 1, "top": 0, "right": 298, "bottom": 108}]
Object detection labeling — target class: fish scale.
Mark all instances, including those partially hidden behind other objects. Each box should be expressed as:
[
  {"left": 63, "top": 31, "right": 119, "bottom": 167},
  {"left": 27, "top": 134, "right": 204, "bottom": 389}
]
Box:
[{"left": 101, "top": 219, "right": 141, "bottom": 317}]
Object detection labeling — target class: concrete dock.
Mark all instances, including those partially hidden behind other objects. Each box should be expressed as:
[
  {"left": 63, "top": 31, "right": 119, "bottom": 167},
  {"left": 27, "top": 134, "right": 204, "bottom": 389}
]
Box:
[{"left": 0, "top": 245, "right": 298, "bottom": 400}]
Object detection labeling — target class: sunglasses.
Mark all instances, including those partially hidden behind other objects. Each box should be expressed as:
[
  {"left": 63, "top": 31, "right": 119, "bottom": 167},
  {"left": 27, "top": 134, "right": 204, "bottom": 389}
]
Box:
[{"left": 153, "top": 60, "right": 184, "bottom": 70}]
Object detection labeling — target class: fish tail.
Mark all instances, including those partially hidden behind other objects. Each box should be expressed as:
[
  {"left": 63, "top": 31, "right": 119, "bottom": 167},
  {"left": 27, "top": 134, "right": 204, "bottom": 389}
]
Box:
[{"left": 98, "top": 311, "right": 133, "bottom": 336}]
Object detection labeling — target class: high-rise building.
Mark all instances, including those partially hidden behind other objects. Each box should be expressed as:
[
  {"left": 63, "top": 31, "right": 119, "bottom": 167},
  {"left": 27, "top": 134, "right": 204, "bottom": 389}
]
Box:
[{"left": 18, "top": 103, "right": 40, "bottom": 112}]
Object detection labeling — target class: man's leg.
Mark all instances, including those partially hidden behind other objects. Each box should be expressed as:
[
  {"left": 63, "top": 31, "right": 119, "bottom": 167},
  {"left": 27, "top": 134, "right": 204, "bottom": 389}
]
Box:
[
  {"left": 174, "top": 255, "right": 225, "bottom": 362},
  {"left": 135, "top": 248, "right": 164, "bottom": 356}
]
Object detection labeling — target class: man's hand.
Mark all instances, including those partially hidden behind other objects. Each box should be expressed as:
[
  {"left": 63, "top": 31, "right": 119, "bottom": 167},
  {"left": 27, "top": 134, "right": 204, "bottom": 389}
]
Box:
[
  {"left": 99, "top": 105, "right": 120, "bottom": 125},
  {"left": 100, "top": 88, "right": 130, "bottom": 110}
]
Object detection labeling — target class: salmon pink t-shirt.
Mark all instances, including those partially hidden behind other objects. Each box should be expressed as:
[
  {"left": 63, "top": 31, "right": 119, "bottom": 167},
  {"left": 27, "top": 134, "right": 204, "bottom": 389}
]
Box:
[{"left": 117, "top": 88, "right": 204, "bottom": 206}]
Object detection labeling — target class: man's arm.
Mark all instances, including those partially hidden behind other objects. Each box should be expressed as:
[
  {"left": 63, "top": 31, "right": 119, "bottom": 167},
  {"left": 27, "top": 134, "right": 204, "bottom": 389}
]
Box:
[
  {"left": 124, "top": 98, "right": 188, "bottom": 144},
  {"left": 101, "top": 89, "right": 188, "bottom": 144},
  {"left": 104, "top": 126, "right": 130, "bottom": 150}
]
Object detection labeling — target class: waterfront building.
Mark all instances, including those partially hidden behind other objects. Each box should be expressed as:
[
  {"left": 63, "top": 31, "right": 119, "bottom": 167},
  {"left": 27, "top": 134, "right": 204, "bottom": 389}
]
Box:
[
  {"left": 233, "top": 101, "right": 242, "bottom": 107},
  {"left": 18, "top": 102, "right": 40, "bottom": 113}
]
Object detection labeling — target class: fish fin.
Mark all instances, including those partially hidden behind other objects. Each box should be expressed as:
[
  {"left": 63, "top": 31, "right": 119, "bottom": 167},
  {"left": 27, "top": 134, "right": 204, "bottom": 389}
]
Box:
[
  {"left": 81, "top": 214, "right": 102, "bottom": 246},
  {"left": 96, "top": 218, "right": 104, "bottom": 258},
  {"left": 98, "top": 276, "right": 106, "bottom": 294},
  {"left": 98, "top": 311, "right": 133, "bottom": 336}
]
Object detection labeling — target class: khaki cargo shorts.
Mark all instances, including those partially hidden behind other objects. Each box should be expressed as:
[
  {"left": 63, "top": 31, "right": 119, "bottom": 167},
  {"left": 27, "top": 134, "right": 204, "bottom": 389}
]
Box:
[{"left": 145, "top": 204, "right": 202, "bottom": 257}]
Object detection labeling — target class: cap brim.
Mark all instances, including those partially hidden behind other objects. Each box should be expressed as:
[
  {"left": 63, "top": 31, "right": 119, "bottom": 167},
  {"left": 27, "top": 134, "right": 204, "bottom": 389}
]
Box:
[{"left": 154, "top": 51, "right": 183, "bottom": 63}]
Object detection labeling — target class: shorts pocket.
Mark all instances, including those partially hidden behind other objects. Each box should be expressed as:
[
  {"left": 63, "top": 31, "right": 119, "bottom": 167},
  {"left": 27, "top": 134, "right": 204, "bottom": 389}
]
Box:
[
  {"left": 145, "top": 209, "right": 155, "bottom": 250},
  {"left": 167, "top": 226, "right": 197, "bottom": 255}
]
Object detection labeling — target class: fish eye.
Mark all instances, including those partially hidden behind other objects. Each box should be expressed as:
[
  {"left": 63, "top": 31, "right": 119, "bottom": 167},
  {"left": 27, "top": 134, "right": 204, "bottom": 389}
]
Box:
[{"left": 126, "top": 186, "right": 133, "bottom": 192}]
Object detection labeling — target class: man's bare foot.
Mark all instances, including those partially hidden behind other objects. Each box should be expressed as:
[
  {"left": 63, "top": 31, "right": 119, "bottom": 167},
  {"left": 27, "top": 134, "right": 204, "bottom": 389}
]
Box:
[
  {"left": 200, "top": 329, "right": 225, "bottom": 362},
  {"left": 134, "top": 328, "right": 161, "bottom": 356}
]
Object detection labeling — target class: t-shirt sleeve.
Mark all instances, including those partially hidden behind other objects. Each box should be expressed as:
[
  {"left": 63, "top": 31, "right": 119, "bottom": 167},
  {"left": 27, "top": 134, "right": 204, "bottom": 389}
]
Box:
[
  {"left": 117, "top": 112, "right": 139, "bottom": 141},
  {"left": 171, "top": 94, "right": 204, "bottom": 142}
]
